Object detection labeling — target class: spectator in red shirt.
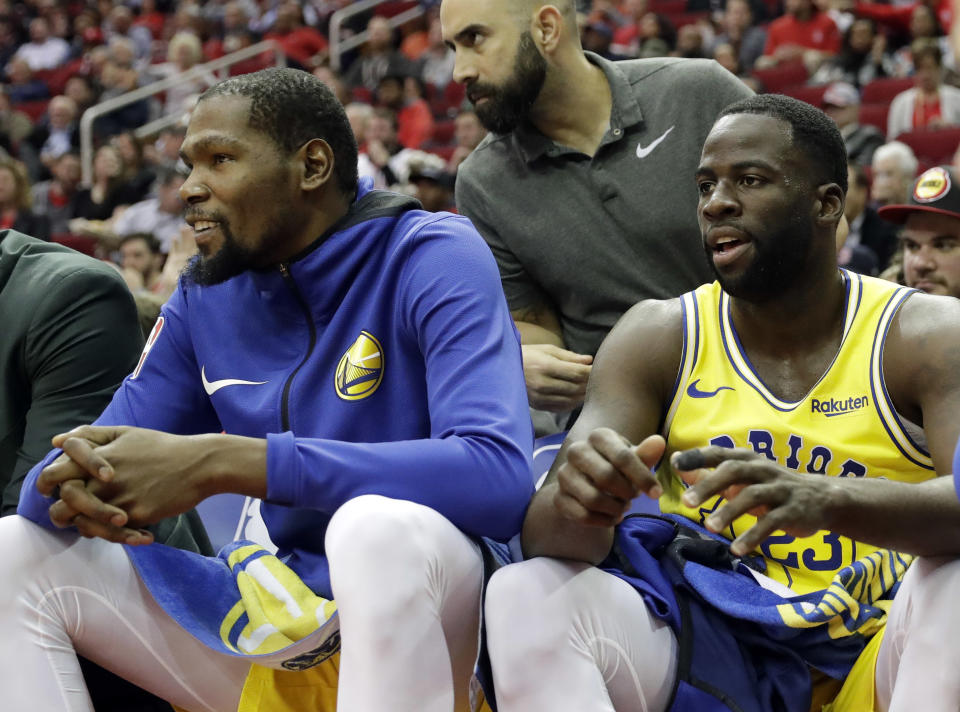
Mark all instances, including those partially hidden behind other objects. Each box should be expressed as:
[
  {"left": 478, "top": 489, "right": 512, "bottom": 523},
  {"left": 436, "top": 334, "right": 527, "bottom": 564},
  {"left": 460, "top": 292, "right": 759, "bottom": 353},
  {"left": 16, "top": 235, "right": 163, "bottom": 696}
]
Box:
[
  {"left": 757, "top": 0, "right": 841, "bottom": 68},
  {"left": 855, "top": 0, "right": 952, "bottom": 41},
  {"left": 376, "top": 73, "right": 434, "bottom": 150},
  {"left": 263, "top": 1, "right": 328, "bottom": 70},
  {"left": 888, "top": 40, "right": 960, "bottom": 138}
]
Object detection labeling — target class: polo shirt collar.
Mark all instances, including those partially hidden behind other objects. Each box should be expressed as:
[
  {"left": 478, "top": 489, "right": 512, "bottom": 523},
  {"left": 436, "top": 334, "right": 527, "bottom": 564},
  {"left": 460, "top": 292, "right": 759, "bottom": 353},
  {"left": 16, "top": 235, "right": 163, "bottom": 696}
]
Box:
[{"left": 513, "top": 51, "right": 644, "bottom": 163}]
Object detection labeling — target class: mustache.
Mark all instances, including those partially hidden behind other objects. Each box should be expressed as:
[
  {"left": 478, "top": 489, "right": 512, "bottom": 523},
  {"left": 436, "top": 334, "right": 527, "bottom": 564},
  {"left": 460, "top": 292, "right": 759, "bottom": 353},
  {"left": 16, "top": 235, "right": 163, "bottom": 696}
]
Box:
[{"left": 184, "top": 209, "right": 226, "bottom": 224}]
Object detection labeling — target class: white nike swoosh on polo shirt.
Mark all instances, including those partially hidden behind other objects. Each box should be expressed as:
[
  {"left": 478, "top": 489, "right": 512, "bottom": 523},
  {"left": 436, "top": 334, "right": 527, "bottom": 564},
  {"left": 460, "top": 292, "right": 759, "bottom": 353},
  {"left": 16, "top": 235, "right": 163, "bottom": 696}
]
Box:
[
  {"left": 201, "top": 366, "right": 268, "bottom": 395},
  {"left": 636, "top": 125, "right": 675, "bottom": 159}
]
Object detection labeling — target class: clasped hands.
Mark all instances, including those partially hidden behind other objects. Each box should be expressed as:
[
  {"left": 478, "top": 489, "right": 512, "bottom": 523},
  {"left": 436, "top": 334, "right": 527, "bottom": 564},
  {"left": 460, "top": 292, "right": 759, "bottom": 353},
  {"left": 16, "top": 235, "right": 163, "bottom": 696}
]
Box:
[
  {"left": 554, "top": 428, "right": 836, "bottom": 556},
  {"left": 37, "top": 425, "right": 206, "bottom": 545}
]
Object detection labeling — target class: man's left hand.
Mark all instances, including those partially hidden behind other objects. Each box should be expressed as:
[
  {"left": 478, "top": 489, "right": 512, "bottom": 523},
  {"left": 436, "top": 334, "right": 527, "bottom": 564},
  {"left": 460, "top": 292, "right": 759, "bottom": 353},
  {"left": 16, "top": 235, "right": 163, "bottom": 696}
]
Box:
[
  {"left": 41, "top": 425, "right": 211, "bottom": 538},
  {"left": 671, "top": 446, "right": 844, "bottom": 556}
]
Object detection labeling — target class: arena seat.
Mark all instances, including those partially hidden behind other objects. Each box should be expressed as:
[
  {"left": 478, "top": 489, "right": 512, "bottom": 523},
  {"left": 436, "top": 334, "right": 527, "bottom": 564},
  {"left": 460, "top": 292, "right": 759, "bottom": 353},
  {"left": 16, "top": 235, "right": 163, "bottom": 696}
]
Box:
[
  {"left": 751, "top": 60, "right": 808, "bottom": 94},
  {"left": 430, "top": 119, "right": 456, "bottom": 145},
  {"left": 861, "top": 76, "right": 913, "bottom": 104},
  {"left": 895, "top": 127, "right": 960, "bottom": 167},
  {"left": 858, "top": 103, "right": 889, "bottom": 133},
  {"left": 50, "top": 233, "right": 97, "bottom": 256},
  {"left": 778, "top": 83, "right": 827, "bottom": 108},
  {"left": 650, "top": 0, "right": 688, "bottom": 14},
  {"left": 15, "top": 98, "right": 50, "bottom": 122}
]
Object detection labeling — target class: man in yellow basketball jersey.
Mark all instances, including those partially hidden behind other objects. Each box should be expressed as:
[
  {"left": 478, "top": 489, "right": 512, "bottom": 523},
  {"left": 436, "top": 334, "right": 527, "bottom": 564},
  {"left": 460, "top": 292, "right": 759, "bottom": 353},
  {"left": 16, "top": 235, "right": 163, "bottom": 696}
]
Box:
[{"left": 483, "top": 94, "right": 960, "bottom": 712}]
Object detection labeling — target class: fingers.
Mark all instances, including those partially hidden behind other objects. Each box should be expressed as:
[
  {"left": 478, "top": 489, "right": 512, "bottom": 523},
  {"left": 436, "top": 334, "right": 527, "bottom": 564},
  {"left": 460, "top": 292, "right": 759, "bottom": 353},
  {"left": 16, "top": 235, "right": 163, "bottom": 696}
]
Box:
[
  {"left": 51, "top": 425, "right": 124, "bottom": 449},
  {"left": 589, "top": 429, "right": 662, "bottom": 497},
  {"left": 540, "top": 345, "right": 593, "bottom": 366},
  {"left": 680, "top": 456, "right": 771, "bottom": 508},
  {"left": 49, "top": 479, "right": 129, "bottom": 529},
  {"left": 554, "top": 465, "right": 629, "bottom": 526},
  {"left": 699, "top": 481, "right": 786, "bottom": 535},
  {"left": 70, "top": 513, "right": 154, "bottom": 545},
  {"left": 37, "top": 438, "right": 113, "bottom": 497},
  {"left": 671, "top": 445, "right": 758, "bottom": 473}
]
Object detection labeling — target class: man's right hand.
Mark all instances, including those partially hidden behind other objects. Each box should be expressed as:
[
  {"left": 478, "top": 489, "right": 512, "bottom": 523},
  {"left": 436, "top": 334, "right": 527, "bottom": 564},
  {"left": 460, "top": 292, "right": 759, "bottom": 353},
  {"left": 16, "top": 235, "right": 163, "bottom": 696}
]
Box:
[
  {"left": 522, "top": 343, "right": 593, "bottom": 412},
  {"left": 554, "top": 429, "right": 665, "bottom": 527}
]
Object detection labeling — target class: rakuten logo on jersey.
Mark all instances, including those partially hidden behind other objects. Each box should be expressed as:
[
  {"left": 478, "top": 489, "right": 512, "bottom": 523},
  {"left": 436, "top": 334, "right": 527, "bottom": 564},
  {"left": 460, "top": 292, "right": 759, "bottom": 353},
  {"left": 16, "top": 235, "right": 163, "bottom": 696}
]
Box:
[{"left": 810, "top": 395, "right": 869, "bottom": 417}]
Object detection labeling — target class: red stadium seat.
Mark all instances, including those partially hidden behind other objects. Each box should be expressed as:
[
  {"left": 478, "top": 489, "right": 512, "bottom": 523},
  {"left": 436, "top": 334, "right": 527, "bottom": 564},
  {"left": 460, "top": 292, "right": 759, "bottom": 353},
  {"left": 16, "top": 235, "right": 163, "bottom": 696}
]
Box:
[
  {"left": 861, "top": 76, "right": 914, "bottom": 104},
  {"left": 751, "top": 60, "right": 809, "bottom": 94},
  {"left": 858, "top": 103, "right": 889, "bottom": 133},
  {"left": 15, "top": 99, "right": 50, "bottom": 121},
  {"left": 667, "top": 10, "right": 710, "bottom": 28},
  {"left": 778, "top": 83, "right": 827, "bottom": 107},
  {"left": 426, "top": 144, "right": 456, "bottom": 162},
  {"left": 430, "top": 120, "right": 455, "bottom": 145},
  {"left": 650, "top": 0, "right": 687, "bottom": 14},
  {"left": 374, "top": 1, "right": 419, "bottom": 18},
  {"left": 896, "top": 127, "right": 960, "bottom": 166},
  {"left": 51, "top": 233, "right": 97, "bottom": 256}
]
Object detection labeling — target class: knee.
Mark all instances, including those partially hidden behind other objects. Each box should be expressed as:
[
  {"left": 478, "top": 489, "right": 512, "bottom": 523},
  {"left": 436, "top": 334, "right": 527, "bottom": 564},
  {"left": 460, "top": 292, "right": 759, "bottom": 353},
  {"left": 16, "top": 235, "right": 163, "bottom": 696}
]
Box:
[
  {"left": 0, "top": 516, "right": 54, "bottom": 597},
  {"left": 325, "top": 495, "right": 431, "bottom": 566}
]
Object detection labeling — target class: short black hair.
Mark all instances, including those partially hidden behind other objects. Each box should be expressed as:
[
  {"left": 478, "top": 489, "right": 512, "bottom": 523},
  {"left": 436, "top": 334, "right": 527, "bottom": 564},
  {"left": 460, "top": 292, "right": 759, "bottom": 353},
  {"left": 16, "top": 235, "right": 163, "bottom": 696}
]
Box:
[
  {"left": 717, "top": 94, "right": 848, "bottom": 194},
  {"left": 120, "top": 232, "right": 161, "bottom": 254},
  {"left": 199, "top": 67, "right": 359, "bottom": 198}
]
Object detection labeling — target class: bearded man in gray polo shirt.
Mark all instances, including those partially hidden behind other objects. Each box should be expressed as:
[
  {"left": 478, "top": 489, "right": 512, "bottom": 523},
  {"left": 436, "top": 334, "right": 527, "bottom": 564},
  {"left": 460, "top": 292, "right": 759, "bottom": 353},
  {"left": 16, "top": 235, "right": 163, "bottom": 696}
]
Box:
[{"left": 441, "top": 0, "right": 752, "bottom": 428}]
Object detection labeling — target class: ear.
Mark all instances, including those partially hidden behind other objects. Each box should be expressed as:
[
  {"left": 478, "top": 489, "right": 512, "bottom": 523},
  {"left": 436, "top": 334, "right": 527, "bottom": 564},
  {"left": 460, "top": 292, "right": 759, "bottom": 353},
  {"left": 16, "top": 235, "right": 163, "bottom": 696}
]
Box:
[
  {"left": 532, "top": 4, "right": 564, "bottom": 54},
  {"left": 301, "top": 138, "right": 335, "bottom": 192},
  {"left": 815, "top": 182, "right": 845, "bottom": 227}
]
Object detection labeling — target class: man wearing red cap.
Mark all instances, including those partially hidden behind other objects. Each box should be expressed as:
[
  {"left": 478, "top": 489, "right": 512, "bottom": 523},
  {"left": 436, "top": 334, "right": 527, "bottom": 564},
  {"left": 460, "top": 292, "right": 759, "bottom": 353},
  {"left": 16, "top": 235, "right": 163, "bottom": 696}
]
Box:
[{"left": 879, "top": 165, "right": 960, "bottom": 298}]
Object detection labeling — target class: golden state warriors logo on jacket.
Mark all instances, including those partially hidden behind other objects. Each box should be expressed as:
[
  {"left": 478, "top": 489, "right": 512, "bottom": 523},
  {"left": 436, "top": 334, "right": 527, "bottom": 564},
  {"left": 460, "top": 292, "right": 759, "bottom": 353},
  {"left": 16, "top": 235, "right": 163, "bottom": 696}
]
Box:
[{"left": 335, "top": 331, "right": 384, "bottom": 400}]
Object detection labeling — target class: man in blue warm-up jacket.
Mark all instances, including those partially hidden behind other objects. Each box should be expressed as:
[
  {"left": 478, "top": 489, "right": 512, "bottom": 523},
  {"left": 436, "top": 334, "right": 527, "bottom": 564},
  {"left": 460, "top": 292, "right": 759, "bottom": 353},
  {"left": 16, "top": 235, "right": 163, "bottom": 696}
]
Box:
[{"left": 0, "top": 68, "right": 532, "bottom": 712}]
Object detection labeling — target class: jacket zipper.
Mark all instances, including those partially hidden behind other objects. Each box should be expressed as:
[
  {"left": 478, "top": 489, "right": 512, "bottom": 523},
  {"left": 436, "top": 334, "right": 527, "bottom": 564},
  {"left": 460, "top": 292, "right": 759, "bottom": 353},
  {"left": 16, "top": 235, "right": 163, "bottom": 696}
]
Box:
[{"left": 279, "top": 262, "right": 317, "bottom": 431}]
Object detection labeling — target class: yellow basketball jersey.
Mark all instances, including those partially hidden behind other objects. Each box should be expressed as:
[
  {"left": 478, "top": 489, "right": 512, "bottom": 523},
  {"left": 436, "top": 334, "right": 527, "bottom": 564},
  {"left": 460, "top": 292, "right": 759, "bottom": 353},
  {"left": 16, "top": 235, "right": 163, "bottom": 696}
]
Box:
[{"left": 660, "top": 271, "right": 935, "bottom": 597}]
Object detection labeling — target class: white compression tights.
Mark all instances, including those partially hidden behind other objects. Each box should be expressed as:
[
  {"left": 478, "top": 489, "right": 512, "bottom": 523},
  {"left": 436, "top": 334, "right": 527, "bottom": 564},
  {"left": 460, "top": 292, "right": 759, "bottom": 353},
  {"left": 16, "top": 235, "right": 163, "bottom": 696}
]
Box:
[
  {"left": 485, "top": 555, "right": 960, "bottom": 712},
  {"left": 0, "top": 494, "right": 483, "bottom": 712}
]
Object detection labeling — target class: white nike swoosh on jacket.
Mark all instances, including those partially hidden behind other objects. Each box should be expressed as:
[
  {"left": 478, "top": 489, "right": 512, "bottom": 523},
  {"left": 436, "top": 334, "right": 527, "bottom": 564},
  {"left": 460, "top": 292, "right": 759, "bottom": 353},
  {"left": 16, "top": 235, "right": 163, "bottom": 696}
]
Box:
[
  {"left": 636, "top": 125, "right": 675, "bottom": 159},
  {"left": 201, "top": 366, "right": 267, "bottom": 395}
]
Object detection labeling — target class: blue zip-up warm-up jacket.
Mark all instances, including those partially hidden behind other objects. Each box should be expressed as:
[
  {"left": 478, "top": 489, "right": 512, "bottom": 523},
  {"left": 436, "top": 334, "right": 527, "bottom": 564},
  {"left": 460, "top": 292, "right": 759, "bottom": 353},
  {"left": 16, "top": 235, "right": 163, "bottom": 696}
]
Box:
[{"left": 18, "top": 182, "right": 534, "bottom": 599}]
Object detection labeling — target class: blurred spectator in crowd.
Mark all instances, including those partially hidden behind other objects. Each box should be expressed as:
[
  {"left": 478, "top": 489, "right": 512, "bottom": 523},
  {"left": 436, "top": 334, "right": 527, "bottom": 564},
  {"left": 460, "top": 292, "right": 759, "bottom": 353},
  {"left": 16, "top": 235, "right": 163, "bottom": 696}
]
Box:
[
  {"left": 376, "top": 72, "right": 434, "bottom": 149},
  {"left": 757, "top": 0, "right": 841, "bottom": 69},
  {"left": 118, "top": 232, "right": 165, "bottom": 295},
  {"left": 0, "top": 18, "right": 22, "bottom": 71},
  {"left": 24, "top": 95, "right": 80, "bottom": 179},
  {"left": 14, "top": 17, "right": 69, "bottom": 71},
  {"left": 63, "top": 74, "right": 97, "bottom": 116},
  {"left": 582, "top": 21, "right": 622, "bottom": 60},
  {"left": 448, "top": 109, "right": 486, "bottom": 172},
  {"left": 102, "top": 5, "right": 153, "bottom": 66},
  {"left": 635, "top": 12, "right": 676, "bottom": 57},
  {"left": 410, "top": 164, "right": 456, "bottom": 212},
  {"left": 710, "top": 0, "right": 767, "bottom": 73},
  {"left": 0, "top": 89, "right": 33, "bottom": 156},
  {"left": 0, "top": 158, "right": 48, "bottom": 240},
  {"left": 204, "top": 1, "right": 251, "bottom": 59},
  {"left": 880, "top": 165, "right": 960, "bottom": 297},
  {"left": 144, "top": 124, "right": 186, "bottom": 169},
  {"left": 845, "top": 160, "right": 900, "bottom": 269},
  {"left": 713, "top": 42, "right": 762, "bottom": 90},
  {"left": 31, "top": 150, "right": 80, "bottom": 236},
  {"left": 111, "top": 132, "right": 157, "bottom": 204},
  {"left": 856, "top": 0, "right": 953, "bottom": 52},
  {"left": 135, "top": 0, "right": 167, "bottom": 41},
  {"left": 821, "top": 81, "right": 885, "bottom": 165},
  {"left": 151, "top": 32, "right": 217, "bottom": 117},
  {"left": 399, "top": 13, "right": 431, "bottom": 61},
  {"left": 346, "top": 101, "right": 374, "bottom": 144},
  {"left": 70, "top": 144, "right": 133, "bottom": 222},
  {"left": 4, "top": 57, "right": 50, "bottom": 104},
  {"left": 871, "top": 139, "right": 919, "bottom": 206},
  {"left": 673, "top": 23, "right": 708, "bottom": 59},
  {"left": 359, "top": 106, "right": 403, "bottom": 187},
  {"left": 609, "top": 0, "right": 648, "bottom": 55},
  {"left": 888, "top": 40, "right": 960, "bottom": 138},
  {"left": 890, "top": 5, "right": 955, "bottom": 77},
  {"left": 263, "top": 1, "right": 328, "bottom": 70},
  {"left": 313, "top": 64, "right": 352, "bottom": 106},
  {"left": 73, "top": 166, "right": 185, "bottom": 253},
  {"left": 343, "top": 15, "right": 410, "bottom": 91},
  {"left": 418, "top": 15, "right": 455, "bottom": 89},
  {"left": 93, "top": 53, "right": 151, "bottom": 139},
  {"left": 809, "top": 17, "right": 891, "bottom": 86},
  {"left": 835, "top": 207, "right": 880, "bottom": 274}
]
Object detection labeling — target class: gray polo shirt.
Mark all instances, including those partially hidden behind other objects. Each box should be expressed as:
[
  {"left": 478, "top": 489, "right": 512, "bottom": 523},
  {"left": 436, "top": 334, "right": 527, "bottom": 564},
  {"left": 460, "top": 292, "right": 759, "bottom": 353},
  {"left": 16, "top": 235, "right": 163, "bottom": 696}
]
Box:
[{"left": 456, "top": 54, "right": 753, "bottom": 357}]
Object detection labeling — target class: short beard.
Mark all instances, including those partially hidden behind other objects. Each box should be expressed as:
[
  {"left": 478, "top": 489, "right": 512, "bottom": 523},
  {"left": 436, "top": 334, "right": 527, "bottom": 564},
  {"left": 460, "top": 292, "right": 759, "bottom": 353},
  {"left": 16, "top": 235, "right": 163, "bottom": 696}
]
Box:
[
  {"left": 706, "top": 213, "right": 815, "bottom": 302},
  {"left": 472, "top": 32, "right": 547, "bottom": 135},
  {"left": 183, "top": 221, "right": 261, "bottom": 286}
]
